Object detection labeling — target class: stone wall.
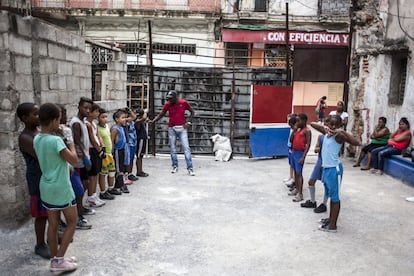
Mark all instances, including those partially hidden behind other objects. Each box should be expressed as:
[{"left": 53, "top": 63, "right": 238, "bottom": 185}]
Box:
[
  {"left": 0, "top": 11, "right": 127, "bottom": 228},
  {"left": 348, "top": 0, "right": 414, "bottom": 148},
  {"left": 95, "top": 51, "right": 128, "bottom": 113}
]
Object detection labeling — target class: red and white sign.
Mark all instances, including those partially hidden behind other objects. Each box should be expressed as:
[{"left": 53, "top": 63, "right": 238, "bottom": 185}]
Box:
[{"left": 222, "top": 29, "right": 350, "bottom": 46}]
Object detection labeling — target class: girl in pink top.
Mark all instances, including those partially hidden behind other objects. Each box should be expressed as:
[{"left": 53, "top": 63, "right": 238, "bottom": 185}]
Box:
[{"left": 370, "top": 117, "right": 412, "bottom": 175}]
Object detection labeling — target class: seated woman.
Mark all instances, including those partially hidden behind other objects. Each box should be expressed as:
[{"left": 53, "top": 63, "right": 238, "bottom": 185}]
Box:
[
  {"left": 370, "top": 117, "right": 412, "bottom": 175},
  {"left": 353, "top": 117, "right": 390, "bottom": 170}
]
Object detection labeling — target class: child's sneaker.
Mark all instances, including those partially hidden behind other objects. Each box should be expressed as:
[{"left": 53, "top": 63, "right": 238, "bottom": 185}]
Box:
[
  {"left": 292, "top": 193, "right": 303, "bottom": 202},
  {"left": 314, "top": 203, "right": 327, "bottom": 213},
  {"left": 287, "top": 189, "right": 297, "bottom": 196},
  {"left": 128, "top": 174, "right": 139, "bottom": 181},
  {"left": 300, "top": 200, "right": 316, "bottom": 208},
  {"left": 34, "top": 243, "right": 50, "bottom": 259},
  {"left": 87, "top": 196, "right": 105, "bottom": 208},
  {"left": 124, "top": 179, "right": 133, "bottom": 185},
  {"left": 64, "top": 256, "right": 77, "bottom": 263},
  {"left": 287, "top": 182, "right": 296, "bottom": 189},
  {"left": 285, "top": 179, "right": 294, "bottom": 186},
  {"left": 120, "top": 185, "right": 130, "bottom": 193},
  {"left": 108, "top": 188, "right": 122, "bottom": 195},
  {"left": 76, "top": 217, "right": 92, "bottom": 230},
  {"left": 318, "top": 218, "right": 330, "bottom": 225},
  {"left": 100, "top": 191, "right": 115, "bottom": 200},
  {"left": 171, "top": 166, "right": 178, "bottom": 173},
  {"left": 81, "top": 207, "right": 96, "bottom": 216},
  {"left": 50, "top": 257, "right": 78, "bottom": 272},
  {"left": 318, "top": 223, "right": 337, "bottom": 233}
]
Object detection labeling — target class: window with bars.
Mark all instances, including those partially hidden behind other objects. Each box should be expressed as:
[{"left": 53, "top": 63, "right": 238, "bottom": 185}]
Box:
[
  {"left": 389, "top": 54, "right": 408, "bottom": 105},
  {"left": 91, "top": 47, "right": 113, "bottom": 65},
  {"left": 122, "top": 42, "right": 196, "bottom": 55},
  {"left": 265, "top": 45, "right": 288, "bottom": 68},
  {"left": 123, "top": 43, "right": 147, "bottom": 55},
  {"left": 225, "top": 42, "right": 249, "bottom": 67},
  {"left": 152, "top": 43, "right": 196, "bottom": 55}
]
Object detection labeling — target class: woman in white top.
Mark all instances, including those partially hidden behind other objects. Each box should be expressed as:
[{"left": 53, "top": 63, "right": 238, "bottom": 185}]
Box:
[{"left": 329, "top": 101, "right": 349, "bottom": 130}]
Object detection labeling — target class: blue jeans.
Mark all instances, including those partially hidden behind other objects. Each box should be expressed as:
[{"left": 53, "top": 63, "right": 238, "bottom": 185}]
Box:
[
  {"left": 371, "top": 144, "right": 402, "bottom": 170},
  {"left": 168, "top": 126, "right": 193, "bottom": 169}
]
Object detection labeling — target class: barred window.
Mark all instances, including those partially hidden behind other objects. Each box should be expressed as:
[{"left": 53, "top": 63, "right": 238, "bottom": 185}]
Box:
[
  {"left": 91, "top": 47, "right": 113, "bottom": 65},
  {"left": 389, "top": 54, "right": 407, "bottom": 105},
  {"left": 122, "top": 43, "right": 196, "bottom": 55},
  {"left": 225, "top": 42, "right": 248, "bottom": 67},
  {"left": 152, "top": 43, "right": 196, "bottom": 55},
  {"left": 265, "top": 45, "right": 288, "bottom": 68},
  {"left": 123, "top": 43, "right": 147, "bottom": 55}
]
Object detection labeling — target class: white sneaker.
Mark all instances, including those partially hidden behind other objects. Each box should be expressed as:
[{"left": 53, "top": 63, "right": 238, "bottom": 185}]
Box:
[
  {"left": 406, "top": 196, "right": 414, "bottom": 202},
  {"left": 87, "top": 196, "right": 105, "bottom": 208},
  {"left": 283, "top": 178, "right": 291, "bottom": 182},
  {"left": 171, "top": 166, "right": 178, "bottom": 173},
  {"left": 95, "top": 195, "right": 106, "bottom": 206},
  {"left": 288, "top": 189, "right": 297, "bottom": 196},
  {"left": 285, "top": 179, "right": 294, "bottom": 185}
]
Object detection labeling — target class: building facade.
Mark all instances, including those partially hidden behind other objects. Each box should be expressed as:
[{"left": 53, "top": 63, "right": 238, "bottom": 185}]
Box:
[
  {"left": 2, "top": 0, "right": 354, "bottom": 156},
  {"left": 348, "top": 0, "right": 413, "bottom": 148}
]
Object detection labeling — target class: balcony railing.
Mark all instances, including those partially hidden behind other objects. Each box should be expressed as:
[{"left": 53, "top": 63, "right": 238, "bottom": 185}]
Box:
[{"left": 30, "top": 0, "right": 221, "bottom": 12}]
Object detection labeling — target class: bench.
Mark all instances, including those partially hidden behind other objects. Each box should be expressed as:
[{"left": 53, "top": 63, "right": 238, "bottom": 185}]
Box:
[{"left": 383, "top": 155, "right": 414, "bottom": 187}]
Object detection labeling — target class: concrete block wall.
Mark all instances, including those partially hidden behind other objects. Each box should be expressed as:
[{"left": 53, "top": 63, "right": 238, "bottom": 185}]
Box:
[
  {"left": 99, "top": 51, "right": 128, "bottom": 111},
  {"left": 0, "top": 11, "right": 95, "bottom": 228}
]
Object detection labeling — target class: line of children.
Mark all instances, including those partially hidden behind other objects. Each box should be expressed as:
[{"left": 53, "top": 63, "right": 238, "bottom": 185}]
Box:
[
  {"left": 284, "top": 114, "right": 361, "bottom": 233},
  {"left": 17, "top": 99, "right": 151, "bottom": 273}
]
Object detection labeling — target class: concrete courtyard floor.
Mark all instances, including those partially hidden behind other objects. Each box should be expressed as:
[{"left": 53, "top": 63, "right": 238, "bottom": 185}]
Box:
[{"left": 1, "top": 154, "right": 414, "bottom": 275}]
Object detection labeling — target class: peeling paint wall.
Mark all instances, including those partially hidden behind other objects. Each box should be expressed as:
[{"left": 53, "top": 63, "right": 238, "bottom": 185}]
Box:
[{"left": 349, "top": 0, "right": 414, "bottom": 146}]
